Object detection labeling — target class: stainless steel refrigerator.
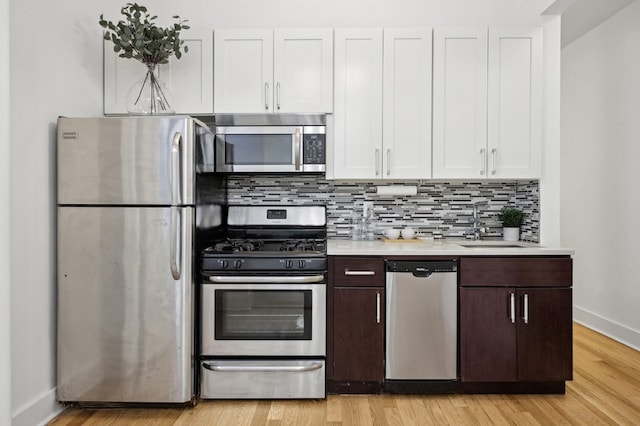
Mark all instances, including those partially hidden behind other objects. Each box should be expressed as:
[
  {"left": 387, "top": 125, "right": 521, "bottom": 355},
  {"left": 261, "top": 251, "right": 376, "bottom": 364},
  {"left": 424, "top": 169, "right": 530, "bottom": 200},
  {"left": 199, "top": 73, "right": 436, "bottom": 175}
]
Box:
[{"left": 56, "top": 116, "right": 214, "bottom": 404}]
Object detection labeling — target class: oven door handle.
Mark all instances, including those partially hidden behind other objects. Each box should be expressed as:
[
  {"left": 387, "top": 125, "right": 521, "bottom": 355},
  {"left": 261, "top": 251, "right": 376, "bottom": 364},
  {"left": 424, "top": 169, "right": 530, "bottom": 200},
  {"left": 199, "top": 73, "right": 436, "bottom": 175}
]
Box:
[
  {"left": 207, "top": 274, "right": 325, "bottom": 284},
  {"left": 202, "top": 362, "right": 324, "bottom": 373}
]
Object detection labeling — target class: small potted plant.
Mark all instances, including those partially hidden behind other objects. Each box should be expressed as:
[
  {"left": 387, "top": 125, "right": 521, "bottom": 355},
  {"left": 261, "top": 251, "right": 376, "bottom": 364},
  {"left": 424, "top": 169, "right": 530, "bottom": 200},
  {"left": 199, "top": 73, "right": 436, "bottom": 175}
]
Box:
[
  {"left": 498, "top": 207, "right": 525, "bottom": 241},
  {"left": 99, "top": 3, "right": 190, "bottom": 115}
]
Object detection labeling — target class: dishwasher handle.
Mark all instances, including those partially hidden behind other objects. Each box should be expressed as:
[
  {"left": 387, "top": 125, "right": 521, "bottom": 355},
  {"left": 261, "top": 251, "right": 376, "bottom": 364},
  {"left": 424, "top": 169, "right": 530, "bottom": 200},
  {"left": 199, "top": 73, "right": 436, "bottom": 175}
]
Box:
[{"left": 413, "top": 268, "right": 433, "bottom": 278}]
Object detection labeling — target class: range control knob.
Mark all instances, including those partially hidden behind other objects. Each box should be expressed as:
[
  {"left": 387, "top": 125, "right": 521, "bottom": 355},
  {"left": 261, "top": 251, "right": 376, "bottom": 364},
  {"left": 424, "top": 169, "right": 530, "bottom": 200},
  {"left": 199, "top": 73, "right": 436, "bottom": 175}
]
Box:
[
  {"left": 233, "top": 260, "right": 243, "bottom": 269},
  {"left": 220, "top": 259, "right": 229, "bottom": 269},
  {"left": 298, "top": 260, "right": 306, "bottom": 269},
  {"left": 285, "top": 260, "right": 294, "bottom": 269}
]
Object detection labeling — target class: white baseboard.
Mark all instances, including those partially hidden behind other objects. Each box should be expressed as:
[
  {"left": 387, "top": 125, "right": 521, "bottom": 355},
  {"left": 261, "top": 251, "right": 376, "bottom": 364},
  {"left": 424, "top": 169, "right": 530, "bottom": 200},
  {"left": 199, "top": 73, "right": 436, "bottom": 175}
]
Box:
[
  {"left": 574, "top": 305, "right": 640, "bottom": 351},
  {"left": 12, "top": 387, "right": 62, "bottom": 426}
]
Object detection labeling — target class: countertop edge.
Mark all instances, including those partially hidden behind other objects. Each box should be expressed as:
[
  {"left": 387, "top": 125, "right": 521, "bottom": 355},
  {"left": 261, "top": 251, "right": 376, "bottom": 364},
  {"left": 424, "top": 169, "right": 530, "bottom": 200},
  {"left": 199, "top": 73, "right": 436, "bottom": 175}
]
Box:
[{"left": 327, "top": 238, "right": 575, "bottom": 256}]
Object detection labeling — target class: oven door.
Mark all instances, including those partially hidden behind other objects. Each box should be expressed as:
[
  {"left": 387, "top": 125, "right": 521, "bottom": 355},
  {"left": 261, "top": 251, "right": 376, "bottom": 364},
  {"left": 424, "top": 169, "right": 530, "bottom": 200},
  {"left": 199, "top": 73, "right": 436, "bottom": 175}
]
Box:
[
  {"left": 215, "top": 126, "right": 303, "bottom": 173},
  {"left": 201, "top": 279, "right": 326, "bottom": 356}
]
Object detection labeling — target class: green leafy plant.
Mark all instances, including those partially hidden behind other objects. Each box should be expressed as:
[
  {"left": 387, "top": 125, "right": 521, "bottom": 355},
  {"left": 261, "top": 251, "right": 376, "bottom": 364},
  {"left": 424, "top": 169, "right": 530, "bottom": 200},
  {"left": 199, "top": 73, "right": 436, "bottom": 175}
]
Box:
[
  {"left": 99, "top": 3, "right": 190, "bottom": 66},
  {"left": 498, "top": 207, "right": 525, "bottom": 228},
  {"left": 99, "top": 3, "right": 190, "bottom": 114}
]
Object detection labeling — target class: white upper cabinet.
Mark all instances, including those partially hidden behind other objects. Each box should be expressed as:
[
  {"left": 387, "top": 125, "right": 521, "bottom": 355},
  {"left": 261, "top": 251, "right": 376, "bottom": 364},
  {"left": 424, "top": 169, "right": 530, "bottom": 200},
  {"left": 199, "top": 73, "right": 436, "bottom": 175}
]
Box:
[
  {"left": 103, "top": 29, "right": 213, "bottom": 115},
  {"left": 487, "top": 27, "right": 542, "bottom": 179},
  {"left": 333, "top": 28, "right": 383, "bottom": 179},
  {"left": 273, "top": 29, "right": 334, "bottom": 113},
  {"left": 213, "top": 29, "right": 273, "bottom": 113},
  {"left": 432, "top": 27, "right": 542, "bottom": 179},
  {"left": 214, "top": 28, "right": 333, "bottom": 113},
  {"left": 332, "top": 28, "right": 432, "bottom": 180},
  {"left": 432, "top": 28, "right": 488, "bottom": 179},
  {"left": 382, "top": 28, "right": 433, "bottom": 180}
]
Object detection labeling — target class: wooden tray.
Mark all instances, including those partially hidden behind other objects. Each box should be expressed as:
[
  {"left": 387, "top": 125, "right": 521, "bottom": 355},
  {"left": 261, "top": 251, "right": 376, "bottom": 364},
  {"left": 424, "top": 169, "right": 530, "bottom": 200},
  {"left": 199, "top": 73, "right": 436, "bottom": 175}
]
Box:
[{"left": 381, "top": 237, "right": 421, "bottom": 243}]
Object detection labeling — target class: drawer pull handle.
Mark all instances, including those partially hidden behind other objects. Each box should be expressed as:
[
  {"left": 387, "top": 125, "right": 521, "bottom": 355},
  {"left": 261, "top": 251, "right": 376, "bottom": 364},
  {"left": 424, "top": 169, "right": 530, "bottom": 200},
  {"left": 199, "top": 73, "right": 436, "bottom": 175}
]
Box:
[{"left": 344, "top": 269, "right": 375, "bottom": 276}]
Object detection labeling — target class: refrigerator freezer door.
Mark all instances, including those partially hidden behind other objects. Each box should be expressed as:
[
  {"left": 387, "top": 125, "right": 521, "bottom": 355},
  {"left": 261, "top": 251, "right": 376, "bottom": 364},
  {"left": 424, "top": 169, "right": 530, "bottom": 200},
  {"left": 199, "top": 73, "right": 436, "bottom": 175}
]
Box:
[
  {"left": 57, "top": 206, "right": 194, "bottom": 403},
  {"left": 57, "top": 116, "right": 197, "bottom": 206}
]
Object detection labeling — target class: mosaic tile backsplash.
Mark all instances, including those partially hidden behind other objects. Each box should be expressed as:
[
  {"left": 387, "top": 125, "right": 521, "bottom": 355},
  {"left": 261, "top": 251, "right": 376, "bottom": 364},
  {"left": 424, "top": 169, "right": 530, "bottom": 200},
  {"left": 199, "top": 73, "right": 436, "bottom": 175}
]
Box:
[{"left": 226, "top": 175, "right": 539, "bottom": 242}]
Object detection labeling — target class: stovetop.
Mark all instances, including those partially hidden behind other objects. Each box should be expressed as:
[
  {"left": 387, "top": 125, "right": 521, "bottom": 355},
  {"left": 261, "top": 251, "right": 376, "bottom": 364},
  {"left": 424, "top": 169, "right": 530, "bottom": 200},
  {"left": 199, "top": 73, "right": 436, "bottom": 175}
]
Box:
[
  {"left": 200, "top": 205, "right": 328, "bottom": 273},
  {"left": 203, "top": 238, "right": 326, "bottom": 255},
  {"left": 201, "top": 238, "right": 327, "bottom": 272}
]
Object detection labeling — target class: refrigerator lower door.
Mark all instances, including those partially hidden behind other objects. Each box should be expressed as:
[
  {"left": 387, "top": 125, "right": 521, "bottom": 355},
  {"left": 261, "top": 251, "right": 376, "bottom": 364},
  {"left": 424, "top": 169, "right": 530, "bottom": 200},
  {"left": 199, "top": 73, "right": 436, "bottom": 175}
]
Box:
[{"left": 57, "top": 206, "right": 194, "bottom": 403}]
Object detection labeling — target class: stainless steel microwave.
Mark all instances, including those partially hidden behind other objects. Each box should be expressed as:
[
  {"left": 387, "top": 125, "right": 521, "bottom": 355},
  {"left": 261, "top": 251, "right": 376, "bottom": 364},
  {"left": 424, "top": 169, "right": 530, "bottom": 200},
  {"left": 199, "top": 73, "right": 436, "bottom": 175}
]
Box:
[{"left": 214, "top": 114, "right": 326, "bottom": 173}]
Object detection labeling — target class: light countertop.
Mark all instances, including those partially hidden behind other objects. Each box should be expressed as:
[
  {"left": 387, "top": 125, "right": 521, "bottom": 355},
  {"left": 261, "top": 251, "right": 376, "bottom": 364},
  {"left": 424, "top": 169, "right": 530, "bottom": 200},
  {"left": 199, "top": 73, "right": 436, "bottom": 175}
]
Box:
[{"left": 327, "top": 238, "right": 574, "bottom": 256}]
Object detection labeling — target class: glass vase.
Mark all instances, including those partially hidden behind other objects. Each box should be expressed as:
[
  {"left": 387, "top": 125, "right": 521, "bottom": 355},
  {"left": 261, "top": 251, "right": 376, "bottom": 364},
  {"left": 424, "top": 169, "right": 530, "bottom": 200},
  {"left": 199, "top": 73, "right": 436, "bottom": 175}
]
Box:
[{"left": 126, "top": 63, "right": 175, "bottom": 115}]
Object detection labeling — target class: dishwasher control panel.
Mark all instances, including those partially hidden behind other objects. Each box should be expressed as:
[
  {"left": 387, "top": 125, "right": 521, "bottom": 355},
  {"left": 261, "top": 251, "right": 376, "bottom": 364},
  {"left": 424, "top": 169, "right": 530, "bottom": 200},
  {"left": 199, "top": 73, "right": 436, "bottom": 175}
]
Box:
[{"left": 386, "top": 260, "right": 457, "bottom": 274}]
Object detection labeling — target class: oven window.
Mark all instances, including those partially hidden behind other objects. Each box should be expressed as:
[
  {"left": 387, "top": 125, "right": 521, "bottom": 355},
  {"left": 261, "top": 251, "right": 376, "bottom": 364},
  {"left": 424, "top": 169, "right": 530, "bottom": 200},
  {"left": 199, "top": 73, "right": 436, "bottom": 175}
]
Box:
[
  {"left": 215, "top": 290, "right": 312, "bottom": 340},
  {"left": 225, "top": 134, "right": 293, "bottom": 165}
]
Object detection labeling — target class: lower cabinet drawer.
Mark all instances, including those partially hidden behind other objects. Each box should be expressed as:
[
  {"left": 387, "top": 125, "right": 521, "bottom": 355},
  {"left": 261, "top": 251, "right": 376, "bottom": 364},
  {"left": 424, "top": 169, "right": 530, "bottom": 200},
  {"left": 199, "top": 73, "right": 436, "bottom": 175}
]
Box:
[{"left": 200, "top": 359, "right": 326, "bottom": 399}]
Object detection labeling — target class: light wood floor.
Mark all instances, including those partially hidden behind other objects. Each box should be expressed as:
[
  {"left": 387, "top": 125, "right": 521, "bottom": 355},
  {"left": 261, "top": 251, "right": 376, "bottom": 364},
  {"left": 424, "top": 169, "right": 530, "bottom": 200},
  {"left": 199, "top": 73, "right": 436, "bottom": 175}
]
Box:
[{"left": 50, "top": 323, "right": 640, "bottom": 425}]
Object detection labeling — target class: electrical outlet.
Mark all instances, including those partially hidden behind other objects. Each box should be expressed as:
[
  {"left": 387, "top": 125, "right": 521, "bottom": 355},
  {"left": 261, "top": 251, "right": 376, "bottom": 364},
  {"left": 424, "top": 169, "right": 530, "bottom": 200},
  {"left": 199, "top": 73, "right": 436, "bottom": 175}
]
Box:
[{"left": 363, "top": 201, "right": 373, "bottom": 217}]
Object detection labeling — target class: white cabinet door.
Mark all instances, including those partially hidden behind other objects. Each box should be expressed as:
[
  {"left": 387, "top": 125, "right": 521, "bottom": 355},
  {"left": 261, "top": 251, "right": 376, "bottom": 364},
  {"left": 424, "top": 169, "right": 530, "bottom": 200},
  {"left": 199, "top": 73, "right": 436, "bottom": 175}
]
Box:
[
  {"left": 104, "top": 29, "right": 213, "bottom": 115},
  {"left": 432, "top": 28, "right": 488, "bottom": 179},
  {"left": 487, "top": 27, "right": 542, "bottom": 179},
  {"left": 103, "top": 43, "right": 145, "bottom": 115},
  {"left": 162, "top": 30, "right": 213, "bottom": 114},
  {"left": 274, "top": 29, "right": 333, "bottom": 113},
  {"left": 382, "top": 28, "right": 432, "bottom": 179},
  {"left": 213, "top": 29, "right": 273, "bottom": 113},
  {"left": 333, "top": 28, "right": 383, "bottom": 179},
  {"left": 433, "top": 27, "right": 542, "bottom": 179},
  {"left": 214, "top": 28, "right": 333, "bottom": 113}
]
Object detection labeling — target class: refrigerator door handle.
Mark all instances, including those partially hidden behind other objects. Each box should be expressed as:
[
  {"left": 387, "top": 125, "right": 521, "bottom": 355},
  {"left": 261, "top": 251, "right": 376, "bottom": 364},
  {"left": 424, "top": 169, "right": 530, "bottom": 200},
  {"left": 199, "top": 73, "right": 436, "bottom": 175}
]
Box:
[
  {"left": 171, "top": 132, "right": 183, "bottom": 206},
  {"left": 170, "top": 206, "right": 181, "bottom": 280}
]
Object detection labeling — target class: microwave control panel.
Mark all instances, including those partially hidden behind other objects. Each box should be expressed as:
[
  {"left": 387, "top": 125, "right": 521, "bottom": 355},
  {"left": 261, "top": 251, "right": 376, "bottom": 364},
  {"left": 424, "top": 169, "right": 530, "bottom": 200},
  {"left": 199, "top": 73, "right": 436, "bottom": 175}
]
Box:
[{"left": 303, "top": 133, "right": 326, "bottom": 164}]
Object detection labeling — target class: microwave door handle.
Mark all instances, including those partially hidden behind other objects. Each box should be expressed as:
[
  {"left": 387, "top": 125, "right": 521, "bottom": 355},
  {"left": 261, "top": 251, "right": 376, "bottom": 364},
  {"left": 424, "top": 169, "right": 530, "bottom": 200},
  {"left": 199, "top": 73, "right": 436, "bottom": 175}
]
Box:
[{"left": 294, "top": 127, "right": 302, "bottom": 171}]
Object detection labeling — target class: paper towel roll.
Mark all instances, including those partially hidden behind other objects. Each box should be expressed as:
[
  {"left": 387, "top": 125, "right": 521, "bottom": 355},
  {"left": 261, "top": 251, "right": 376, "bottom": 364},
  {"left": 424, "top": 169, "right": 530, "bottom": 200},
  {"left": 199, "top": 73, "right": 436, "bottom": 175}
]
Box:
[{"left": 375, "top": 185, "right": 418, "bottom": 196}]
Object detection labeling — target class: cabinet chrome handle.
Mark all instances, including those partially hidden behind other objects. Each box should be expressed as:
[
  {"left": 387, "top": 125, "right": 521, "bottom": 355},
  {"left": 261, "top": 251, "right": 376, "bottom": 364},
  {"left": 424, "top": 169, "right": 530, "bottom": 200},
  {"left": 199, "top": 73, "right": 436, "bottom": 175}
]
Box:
[
  {"left": 376, "top": 291, "right": 381, "bottom": 324},
  {"left": 509, "top": 292, "right": 515, "bottom": 324},
  {"left": 294, "top": 127, "right": 302, "bottom": 171},
  {"left": 276, "top": 82, "right": 281, "bottom": 110},
  {"left": 491, "top": 148, "right": 497, "bottom": 176},
  {"left": 375, "top": 149, "right": 380, "bottom": 176},
  {"left": 523, "top": 293, "right": 529, "bottom": 324},
  {"left": 344, "top": 269, "right": 375, "bottom": 276},
  {"left": 386, "top": 148, "right": 391, "bottom": 176},
  {"left": 264, "top": 82, "right": 270, "bottom": 110},
  {"left": 480, "top": 148, "right": 486, "bottom": 176}
]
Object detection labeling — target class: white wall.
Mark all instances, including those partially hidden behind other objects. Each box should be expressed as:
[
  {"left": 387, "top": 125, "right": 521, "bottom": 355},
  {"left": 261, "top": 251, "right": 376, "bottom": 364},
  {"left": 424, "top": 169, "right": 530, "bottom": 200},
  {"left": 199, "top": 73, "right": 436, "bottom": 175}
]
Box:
[
  {"left": 9, "top": 1, "right": 557, "bottom": 424},
  {"left": 1, "top": 0, "right": 12, "bottom": 422},
  {"left": 562, "top": 1, "right": 640, "bottom": 349}
]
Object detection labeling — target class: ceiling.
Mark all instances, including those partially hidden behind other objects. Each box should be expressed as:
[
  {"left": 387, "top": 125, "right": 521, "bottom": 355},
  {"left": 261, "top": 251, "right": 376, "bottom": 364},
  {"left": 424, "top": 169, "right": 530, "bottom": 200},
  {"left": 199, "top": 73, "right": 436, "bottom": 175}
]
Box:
[{"left": 543, "top": 0, "right": 635, "bottom": 47}]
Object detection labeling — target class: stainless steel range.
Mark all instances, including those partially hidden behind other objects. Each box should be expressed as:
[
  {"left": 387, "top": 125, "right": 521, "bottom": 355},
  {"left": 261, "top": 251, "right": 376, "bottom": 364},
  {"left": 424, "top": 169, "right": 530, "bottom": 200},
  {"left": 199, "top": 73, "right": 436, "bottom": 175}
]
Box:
[{"left": 199, "top": 205, "right": 327, "bottom": 399}]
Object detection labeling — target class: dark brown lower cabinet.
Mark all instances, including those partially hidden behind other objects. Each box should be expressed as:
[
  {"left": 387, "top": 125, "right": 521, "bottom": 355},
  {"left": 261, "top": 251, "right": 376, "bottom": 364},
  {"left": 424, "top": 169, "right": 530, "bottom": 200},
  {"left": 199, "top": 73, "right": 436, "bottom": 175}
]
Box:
[
  {"left": 328, "top": 256, "right": 385, "bottom": 393},
  {"left": 460, "top": 286, "right": 573, "bottom": 382},
  {"left": 332, "top": 287, "right": 384, "bottom": 382}
]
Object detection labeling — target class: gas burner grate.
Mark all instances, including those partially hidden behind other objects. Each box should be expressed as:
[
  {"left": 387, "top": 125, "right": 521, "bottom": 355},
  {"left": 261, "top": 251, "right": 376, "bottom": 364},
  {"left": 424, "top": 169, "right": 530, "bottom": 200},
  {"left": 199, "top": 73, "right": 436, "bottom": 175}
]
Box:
[
  {"left": 210, "top": 239, "right": 265, "bottom": 252},
  {"left": 279, "top": 240, "right": 320, "bottom": 252}
]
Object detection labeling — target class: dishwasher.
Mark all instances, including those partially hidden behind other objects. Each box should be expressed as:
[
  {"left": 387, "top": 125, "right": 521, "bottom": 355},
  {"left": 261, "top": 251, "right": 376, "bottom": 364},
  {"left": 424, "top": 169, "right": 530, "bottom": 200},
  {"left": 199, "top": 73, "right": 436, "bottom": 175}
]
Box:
[{"left": 385, "top": 260, "right": 458, "bottom": 384}]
